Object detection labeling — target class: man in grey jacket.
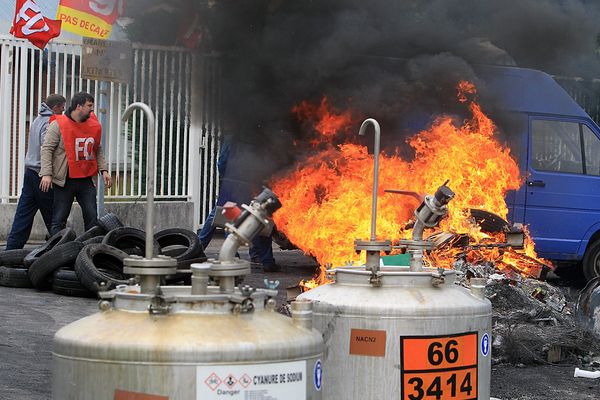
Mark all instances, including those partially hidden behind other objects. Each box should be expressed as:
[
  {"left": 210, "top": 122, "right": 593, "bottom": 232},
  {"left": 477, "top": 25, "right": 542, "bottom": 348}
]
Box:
[{"left": 5, "top": 94, "right": 66, "bottom": 250}]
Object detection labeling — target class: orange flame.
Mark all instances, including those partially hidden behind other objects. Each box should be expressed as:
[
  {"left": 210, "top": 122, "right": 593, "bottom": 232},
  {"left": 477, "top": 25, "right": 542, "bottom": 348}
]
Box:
[
  {"left": 292, "top": 96, "right": 355, "bottom": 146},
  {"left": 273, "top": 82, "right": 547, "bottom": 289}
]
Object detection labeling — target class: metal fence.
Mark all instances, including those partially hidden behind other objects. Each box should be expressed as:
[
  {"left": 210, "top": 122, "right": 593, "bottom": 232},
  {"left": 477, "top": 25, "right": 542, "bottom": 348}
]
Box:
[
  {"left": 555, "top": 76, "right": 600, "bottom": 125},
  {"left": 193, "top": 55, "right": 222, "bottom": 227},
  {"left": 0, "top": 36, "right": 222, "bottom": 229}
]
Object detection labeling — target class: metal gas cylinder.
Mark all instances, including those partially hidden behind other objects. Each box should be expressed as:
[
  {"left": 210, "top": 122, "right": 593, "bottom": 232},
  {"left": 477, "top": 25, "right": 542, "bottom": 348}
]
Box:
[
  {"left": 52, "top": 103, "right": 323, "bottom": 400},
  {"left": 298, "top": 118, "right": 492, "bottom": 399},
  {"left": 298, "top": 269, "right": 491, "bottom": 400}
]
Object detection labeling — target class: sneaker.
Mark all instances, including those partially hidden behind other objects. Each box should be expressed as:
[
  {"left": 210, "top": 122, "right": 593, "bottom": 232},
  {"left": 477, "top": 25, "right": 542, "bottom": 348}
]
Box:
[{"left": 262, "top": 263, "right": 281, "bottom": 272}]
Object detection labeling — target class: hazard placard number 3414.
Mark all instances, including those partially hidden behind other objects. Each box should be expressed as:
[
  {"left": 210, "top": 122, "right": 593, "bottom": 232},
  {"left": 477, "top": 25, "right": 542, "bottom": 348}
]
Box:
[{"left": 400, "top": 332, "right": 478, "bottom": 400}]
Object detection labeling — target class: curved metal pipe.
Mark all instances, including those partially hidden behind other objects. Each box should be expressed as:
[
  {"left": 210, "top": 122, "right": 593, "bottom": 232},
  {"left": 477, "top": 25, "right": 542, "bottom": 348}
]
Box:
[
  {"left": 412, "top": 219, "right": 425, "bottom": 242},
  {"left": 219, "top": 231, "right": 245, "bottom": 262},
  {"left": 218, "top": 211, "right": 264, "bottom": 262},
  {"left": 122, "top": 103, "right": 155, "bottom": 259},
  {"left": 358, "top": 118, "right": 381, "bottom": 241},
  {"left": 218, "top": 188, "right": 281, "bottom": 263}
]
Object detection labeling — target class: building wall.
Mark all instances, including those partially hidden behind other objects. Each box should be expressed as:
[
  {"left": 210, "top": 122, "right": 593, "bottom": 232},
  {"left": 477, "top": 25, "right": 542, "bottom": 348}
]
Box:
[{"left": 0, "top": 201, "right": 194, "bottom": 241}]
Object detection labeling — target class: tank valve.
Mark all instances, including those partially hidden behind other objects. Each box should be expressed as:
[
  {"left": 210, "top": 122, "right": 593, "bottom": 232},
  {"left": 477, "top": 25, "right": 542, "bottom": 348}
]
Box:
[
  {"left": 191, "top": 262, "right": 211, "bottom": 295},
  {"left": 470, "top": 277, "right": 487, "bottom": 299},
  {"left": 411, "top": 182, "right": 454, "bottom": 271},
  {"left": 291, "top": 300, "right": 314, "bottom": 330},
  {"left": 210, "top": 187, "right": 282, "bottom": 294}
]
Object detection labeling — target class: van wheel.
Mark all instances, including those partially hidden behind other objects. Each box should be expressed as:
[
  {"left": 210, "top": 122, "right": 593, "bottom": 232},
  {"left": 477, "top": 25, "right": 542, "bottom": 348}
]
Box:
[{"left": 582, "top": 240, "right": 600, "bottom": 281}]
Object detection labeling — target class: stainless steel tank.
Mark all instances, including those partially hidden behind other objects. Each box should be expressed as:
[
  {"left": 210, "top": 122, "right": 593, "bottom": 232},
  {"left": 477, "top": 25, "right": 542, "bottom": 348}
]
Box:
[
  {"left": 53, "top": 287, "right": 324, "bottom": 400},
  {"left": 52, "top": 103, "right": 323, "bottom": 400},
  {"left": 298, "top": 268, "right": 491, "bottom": 400},
  {"left": 298, "top": 118, "right": 492, "bottom": 399}
]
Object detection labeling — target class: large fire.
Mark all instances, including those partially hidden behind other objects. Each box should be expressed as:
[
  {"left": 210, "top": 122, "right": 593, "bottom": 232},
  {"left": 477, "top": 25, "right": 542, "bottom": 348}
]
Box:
[{"left": 271, "top": 82, "right": 549, "bottom": 288}]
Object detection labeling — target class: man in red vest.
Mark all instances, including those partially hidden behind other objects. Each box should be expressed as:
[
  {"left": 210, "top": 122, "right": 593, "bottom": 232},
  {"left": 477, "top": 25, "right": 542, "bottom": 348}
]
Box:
[{"left": 39, "top": 92, "right": 112, "bottom": 235}]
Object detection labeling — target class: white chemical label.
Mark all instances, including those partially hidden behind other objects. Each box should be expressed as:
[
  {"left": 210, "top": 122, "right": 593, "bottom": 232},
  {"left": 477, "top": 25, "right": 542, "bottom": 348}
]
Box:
[{"left": 197, "top": 360, "right": 307, "bottom": 400}]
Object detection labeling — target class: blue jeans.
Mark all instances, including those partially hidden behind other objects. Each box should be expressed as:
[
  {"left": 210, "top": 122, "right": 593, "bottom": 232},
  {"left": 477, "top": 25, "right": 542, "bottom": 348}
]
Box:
[
  {"left": 50, "top": 176, "right": 98, "bottom": 235},
  {"left": 6, "top": 169, "right": 54, "bottom": 250},
  {"left": 198, "top": 205, "right": 275, "bottom": 265}
]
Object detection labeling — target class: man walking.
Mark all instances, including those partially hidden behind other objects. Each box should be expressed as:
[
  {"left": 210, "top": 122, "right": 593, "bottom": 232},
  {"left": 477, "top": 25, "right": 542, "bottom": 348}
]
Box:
[
  {"left": 39, "top": 92, "right": 112, "bottom": 235},
  {"left": 198, "top": 133, "right": 279, "bottom": 272},
  {"left": 5, "top": 94, "right": 66, "bottom": 250}
]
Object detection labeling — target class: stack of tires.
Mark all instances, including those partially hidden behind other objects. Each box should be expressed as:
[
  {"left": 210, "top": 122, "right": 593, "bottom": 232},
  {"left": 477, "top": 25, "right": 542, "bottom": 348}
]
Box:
[{"left": 0, "top": 213, "right": 205, "bottom": 297}]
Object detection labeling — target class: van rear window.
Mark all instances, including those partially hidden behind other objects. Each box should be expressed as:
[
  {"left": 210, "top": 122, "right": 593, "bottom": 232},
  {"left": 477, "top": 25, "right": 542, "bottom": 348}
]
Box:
[{"left": 531, "top": 120, "right": 583, "bottom": 174}]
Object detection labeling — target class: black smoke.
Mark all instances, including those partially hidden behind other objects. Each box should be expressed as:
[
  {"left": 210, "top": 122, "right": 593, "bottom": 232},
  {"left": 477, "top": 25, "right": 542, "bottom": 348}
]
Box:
[{"left": 127, "top": 0, "right": 600, "bottom": 179}]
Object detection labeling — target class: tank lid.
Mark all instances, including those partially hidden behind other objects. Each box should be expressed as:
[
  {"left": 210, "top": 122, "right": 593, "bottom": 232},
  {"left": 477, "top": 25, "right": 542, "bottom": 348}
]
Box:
[
  {"left": 332, "top": 265, "right": 456, "bottom": 287},
  {"left": 102, "top": 285, "right": 278, "bottom": 315}
]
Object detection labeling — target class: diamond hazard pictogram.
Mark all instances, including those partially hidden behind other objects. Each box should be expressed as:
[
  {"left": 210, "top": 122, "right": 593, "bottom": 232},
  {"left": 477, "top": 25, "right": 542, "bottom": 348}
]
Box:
[
  {"left": 224, "top": 373, "right": 238, "bottom": 389},
  {"left": 204, "top": 373, "right": 222, "bottom": 391},
  {"left": 240, "top": 373, "right": 252, "bottom": 388}
]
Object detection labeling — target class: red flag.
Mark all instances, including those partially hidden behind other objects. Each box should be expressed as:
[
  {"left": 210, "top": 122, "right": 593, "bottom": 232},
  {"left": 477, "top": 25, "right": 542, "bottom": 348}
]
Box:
[
  {"left": 10, "top": 0, "right": 62, "bottom": 50},
  {"left": 177, "top": 11, "right": 204, "bottom": 49}
]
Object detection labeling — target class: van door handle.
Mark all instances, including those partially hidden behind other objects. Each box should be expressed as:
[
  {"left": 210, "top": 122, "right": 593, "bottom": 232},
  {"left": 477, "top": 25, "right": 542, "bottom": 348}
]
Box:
[{"left": 527, "top": 180, "right": 546, "bottom": 187}]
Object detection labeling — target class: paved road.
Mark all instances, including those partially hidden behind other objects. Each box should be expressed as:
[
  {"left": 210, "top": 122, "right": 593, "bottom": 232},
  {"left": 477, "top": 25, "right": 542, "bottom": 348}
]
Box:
[{"left": 1, "top": 237, "right": 599, "bottom": 399}]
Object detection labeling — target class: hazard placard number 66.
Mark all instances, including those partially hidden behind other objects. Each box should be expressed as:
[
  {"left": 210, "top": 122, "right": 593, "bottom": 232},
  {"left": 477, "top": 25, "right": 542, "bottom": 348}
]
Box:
[{"left": 428, "top": 340, "right": 458, "bottom": 365}]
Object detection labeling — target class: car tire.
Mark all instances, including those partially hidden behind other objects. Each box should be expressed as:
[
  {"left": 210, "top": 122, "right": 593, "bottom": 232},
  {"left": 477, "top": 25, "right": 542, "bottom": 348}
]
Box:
[
  {"left": 469, "top": 209, "right": 510, "bottom": 233},
  {"left": 175, "top": 257, "right": 208, "bottom": 269},
  {"left": 583, "top": 240, "right": 600, "bottom": 281},
  {"left": 97, "top": 213, "right": 123, "bottom": 232},
  {"left": 98, "top": 213, "right": 124, "bottom": 232},
  {"left": 74, "top": 225, "right": 106, "bottom": 242},
  {"left": 23, "top": 228, "right": 76, "bottom": 268},
  {"left": 102, "top": 227, "right": 160, "bottom": 257},
  {"left": 82, "top": 236, "right": 105, "bottom": 246},
  {"left": 155, "top": 228, "right": 204, "bottom": 261},
  {"left": 75, "top": 243, "right": 130, "bottom": 293},
  {"left": 0, "top": 266, "right": 33, "bottom": 288},
  {"left": 0, "top": 249, "right": 31, "bottom": 266},
  {"left": 28, "top": 241, "right": 84, "bottom": 290},
  {"left": 52, "top": 269, "right": 96, "bottom": 298}
]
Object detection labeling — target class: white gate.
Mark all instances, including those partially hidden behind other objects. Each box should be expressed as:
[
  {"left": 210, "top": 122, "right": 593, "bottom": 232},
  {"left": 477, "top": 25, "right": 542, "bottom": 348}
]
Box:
[{"left": 0, "top": 36, "right": 221, "bottom": 229}]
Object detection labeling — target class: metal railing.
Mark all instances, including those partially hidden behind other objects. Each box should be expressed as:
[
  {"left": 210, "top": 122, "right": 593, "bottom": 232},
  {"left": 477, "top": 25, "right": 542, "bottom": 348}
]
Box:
[{"left": 0, "top": 36, "right": 222, "bottom": 228}]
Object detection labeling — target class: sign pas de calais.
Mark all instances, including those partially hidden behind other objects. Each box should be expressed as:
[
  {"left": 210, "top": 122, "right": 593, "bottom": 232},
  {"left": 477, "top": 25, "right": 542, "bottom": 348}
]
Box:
[
  {"left": 56, "top": 0, "right": 124, "bottom": 40},
  {"left": 81, "top": 38, "right": 132, "bottom": 84}
]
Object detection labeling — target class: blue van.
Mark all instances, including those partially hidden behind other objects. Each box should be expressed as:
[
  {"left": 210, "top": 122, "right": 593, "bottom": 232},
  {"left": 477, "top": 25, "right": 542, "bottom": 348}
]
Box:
[{"left": 479, "top": 66, "right": 600, "bottom": 280}]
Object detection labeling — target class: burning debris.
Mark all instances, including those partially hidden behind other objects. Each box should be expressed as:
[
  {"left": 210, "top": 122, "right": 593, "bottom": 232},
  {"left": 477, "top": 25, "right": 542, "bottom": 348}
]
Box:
[
  {"left": 269, "top": 80, "right": 600, "bottom": 366},
  {"left": 270, "top": 81, "right": 549, "bottom": 290}
]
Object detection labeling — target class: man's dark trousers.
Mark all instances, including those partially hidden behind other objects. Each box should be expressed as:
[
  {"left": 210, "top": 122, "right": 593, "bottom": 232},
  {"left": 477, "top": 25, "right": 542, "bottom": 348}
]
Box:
[
  {"left": 50, "top": 176, "right": 97, "bottom": 235},
  {"left": 6, "top": 169, "right": 54, "bottom": 250}
]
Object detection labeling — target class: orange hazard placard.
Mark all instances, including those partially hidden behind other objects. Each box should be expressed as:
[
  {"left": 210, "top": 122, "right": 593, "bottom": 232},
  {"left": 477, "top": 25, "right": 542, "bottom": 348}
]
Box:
[{"left": 400, "top": 332, "right": 478, "bottom": 400}]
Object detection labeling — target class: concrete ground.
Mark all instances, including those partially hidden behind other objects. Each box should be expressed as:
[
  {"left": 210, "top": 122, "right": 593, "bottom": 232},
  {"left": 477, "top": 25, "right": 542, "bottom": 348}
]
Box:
[{"left": 1, "top": 235, "right": 599, "bottom": 399}]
